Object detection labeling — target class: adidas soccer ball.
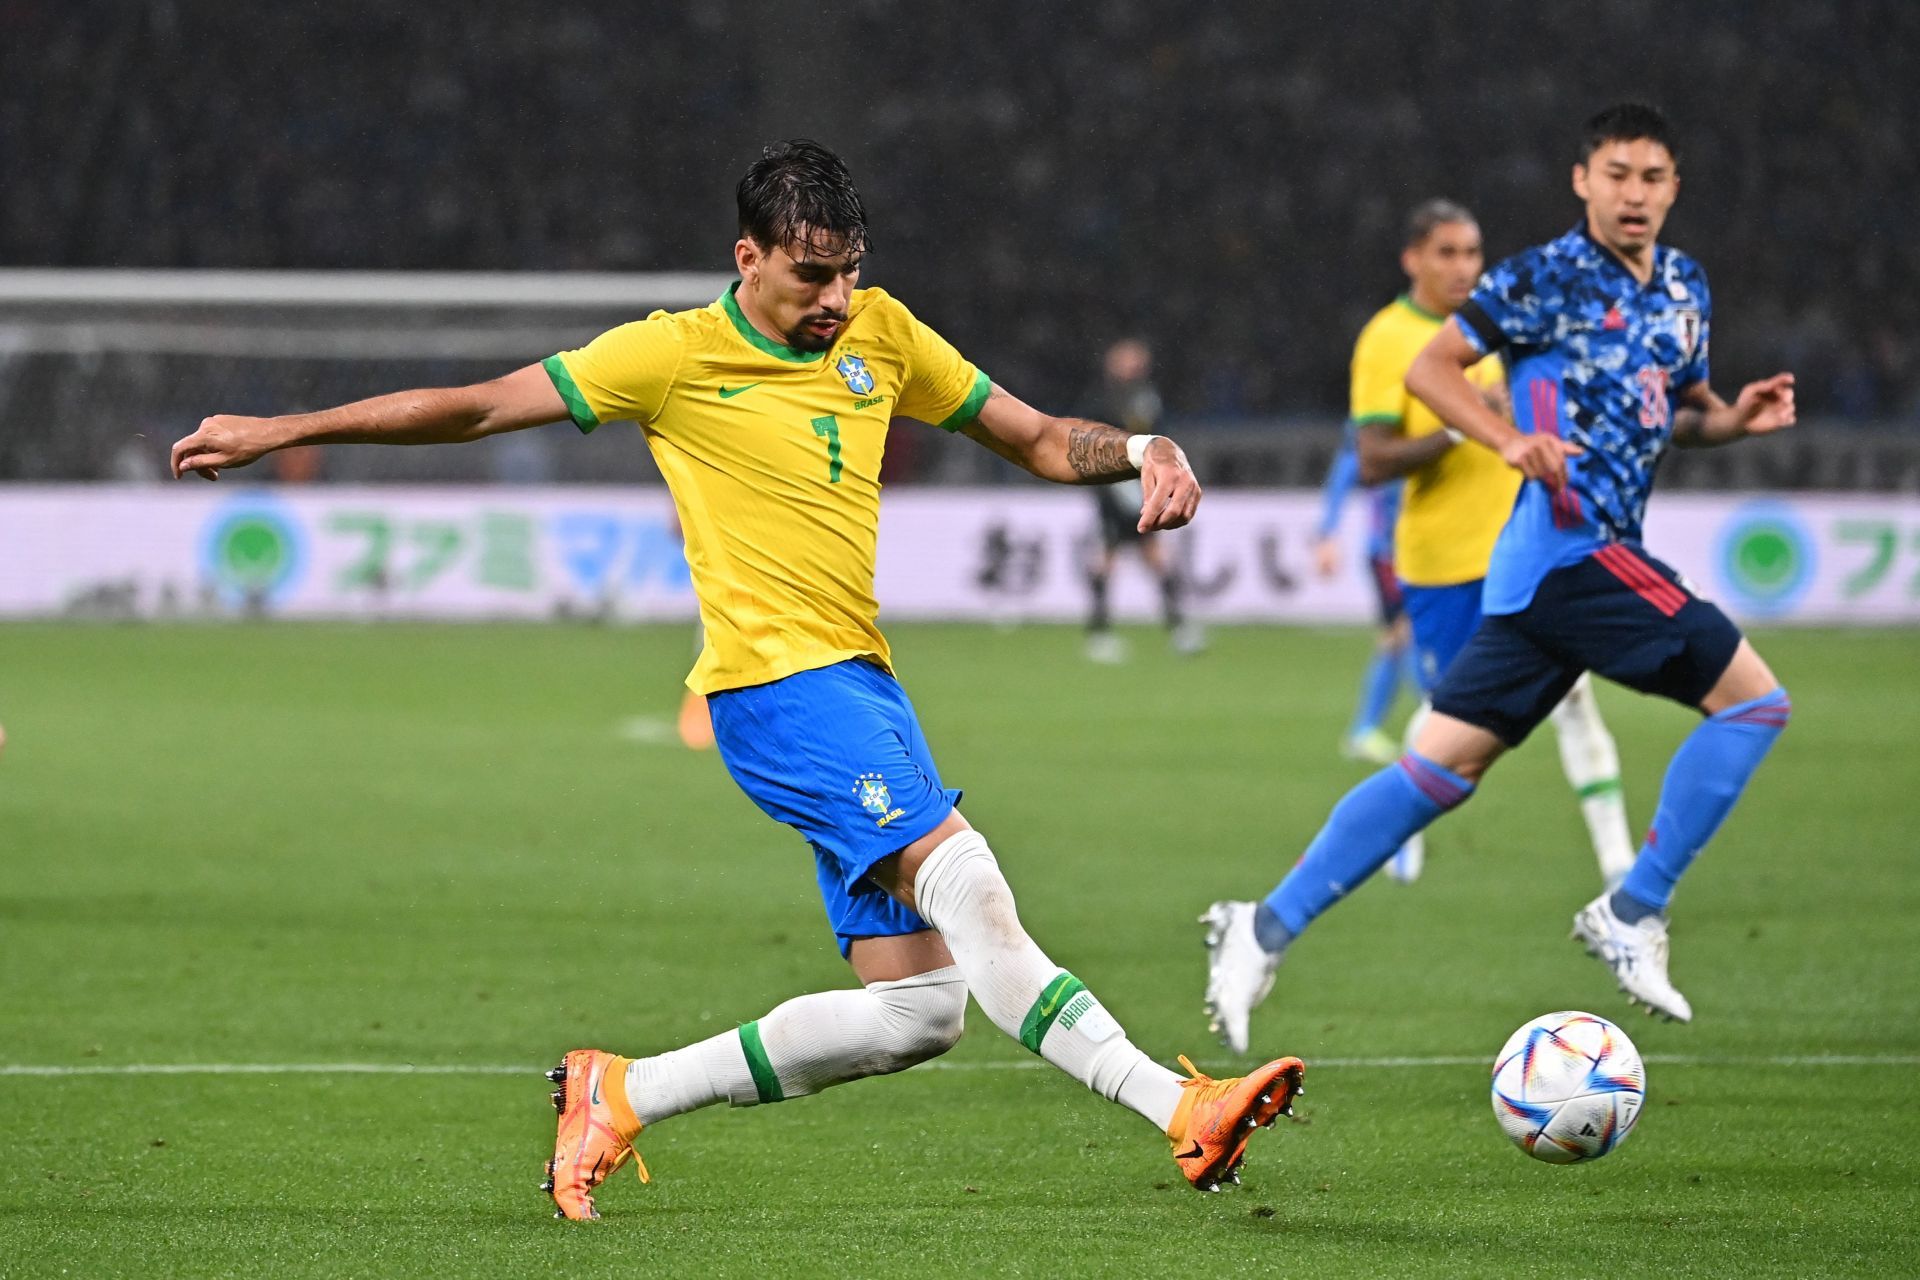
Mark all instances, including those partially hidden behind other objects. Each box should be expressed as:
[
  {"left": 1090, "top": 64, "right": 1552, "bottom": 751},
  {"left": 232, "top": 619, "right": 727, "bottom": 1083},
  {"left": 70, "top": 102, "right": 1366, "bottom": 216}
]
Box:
[{"left": 1491, "top": 1011, "right": 1645, "bottom": 1164}]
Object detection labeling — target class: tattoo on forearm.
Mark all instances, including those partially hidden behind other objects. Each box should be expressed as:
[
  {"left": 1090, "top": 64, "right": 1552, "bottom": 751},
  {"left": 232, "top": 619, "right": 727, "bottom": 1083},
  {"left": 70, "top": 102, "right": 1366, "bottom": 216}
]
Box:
[{"left": 1066, "top": 422, "right": 1134, "bottom": 479}]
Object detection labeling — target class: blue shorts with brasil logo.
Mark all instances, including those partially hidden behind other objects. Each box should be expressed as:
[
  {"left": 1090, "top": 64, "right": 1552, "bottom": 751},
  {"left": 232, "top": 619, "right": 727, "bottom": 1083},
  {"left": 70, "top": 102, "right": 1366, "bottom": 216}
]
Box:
[{"left": 707, "top": 658, "right": 961, "bottom": 957}]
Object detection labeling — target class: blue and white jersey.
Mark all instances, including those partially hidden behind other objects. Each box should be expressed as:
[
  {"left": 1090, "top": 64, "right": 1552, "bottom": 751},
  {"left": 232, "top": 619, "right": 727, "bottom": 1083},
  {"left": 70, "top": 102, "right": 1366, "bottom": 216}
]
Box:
[{"left": 1457, "top": 223, "right": 1711, "bottom": 614}]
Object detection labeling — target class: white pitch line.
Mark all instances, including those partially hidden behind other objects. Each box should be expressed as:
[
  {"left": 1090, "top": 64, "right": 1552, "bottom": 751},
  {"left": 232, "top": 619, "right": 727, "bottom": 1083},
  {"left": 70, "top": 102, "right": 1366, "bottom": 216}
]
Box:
[
  {"left": 614, "top": 716, "right": 679, "bottom": 745},
  {"left": 3, "top": 1053, "right": 1916, "bottom": 1079}
]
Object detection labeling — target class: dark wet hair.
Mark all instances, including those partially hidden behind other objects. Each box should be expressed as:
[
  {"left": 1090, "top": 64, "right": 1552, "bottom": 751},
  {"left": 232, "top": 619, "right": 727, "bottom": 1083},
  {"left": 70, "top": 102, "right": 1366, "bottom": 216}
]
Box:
[
  {"left": 737, "top": 139, "right": 872, "bottom": 259},
  {"left": 1404, "top": 198, "right": 1476, "bottom": 248},
  {"left": 1580, "top": 102, "right": 1679, "bottom": 166}
]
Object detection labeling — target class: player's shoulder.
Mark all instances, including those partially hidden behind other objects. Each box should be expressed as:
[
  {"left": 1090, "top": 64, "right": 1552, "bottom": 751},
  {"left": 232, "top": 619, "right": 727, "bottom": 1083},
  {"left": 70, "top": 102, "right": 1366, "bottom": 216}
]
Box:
[
  {"left": 847, "top": 287, "right": 955, "bottom": 355},
  {"left": 847, "top": 287, "right": 927, "bottom": 337},
  {"left": 1487, "top": 230, "right": 1578, "bottom": 286},
  {"left": 592, "top": 301, "right": 712, "bottom": 349},
  {"left": 1353, "top": 299, "right": 1419, "bottom": 356},
  {"left": 1658, "top": 245, "right": 1712, "bottom": 302},
  {"left": 1477, "top": 227, "right": 1603, "bottom": 310}
]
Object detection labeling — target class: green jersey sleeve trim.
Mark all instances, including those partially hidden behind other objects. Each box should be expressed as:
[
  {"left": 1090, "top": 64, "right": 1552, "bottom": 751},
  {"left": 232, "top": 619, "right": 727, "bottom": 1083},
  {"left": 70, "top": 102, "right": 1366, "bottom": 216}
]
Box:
[
  {"left": 934, "top": 368, "right": 993, "bottom": 432},
  {"left": 542, "top": 355, "right": 599, "bottom": 434},
  {"left": 719, "top": 282, "right": 827, "bottom": 364},
  {"left": 1351, "top": 412, "right": 1404, "bottom": 429}
]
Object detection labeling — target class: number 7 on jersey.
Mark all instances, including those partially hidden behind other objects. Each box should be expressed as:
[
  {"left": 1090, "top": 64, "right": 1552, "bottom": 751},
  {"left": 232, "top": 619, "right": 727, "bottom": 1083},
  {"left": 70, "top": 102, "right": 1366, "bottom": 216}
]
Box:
[{"left": 810, "top": 415, "right": 843, "bottom": 484}]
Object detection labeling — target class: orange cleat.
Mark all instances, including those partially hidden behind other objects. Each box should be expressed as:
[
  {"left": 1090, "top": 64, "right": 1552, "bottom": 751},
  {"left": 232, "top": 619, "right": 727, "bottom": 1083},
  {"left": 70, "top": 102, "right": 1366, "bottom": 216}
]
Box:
[
  {"left": 1166, "top": 1053, "right": 1306, "bottom": 1191},
  {"left": 543, "top": 1048, "right": 648, "bottom": 1220}
]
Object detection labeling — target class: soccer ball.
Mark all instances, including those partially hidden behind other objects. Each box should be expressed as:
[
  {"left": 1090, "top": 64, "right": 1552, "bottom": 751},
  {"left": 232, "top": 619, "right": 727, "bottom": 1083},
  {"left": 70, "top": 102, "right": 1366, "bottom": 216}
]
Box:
[{"left": 1491, "top": 1011, "right": 1645, "bottom": 1164}]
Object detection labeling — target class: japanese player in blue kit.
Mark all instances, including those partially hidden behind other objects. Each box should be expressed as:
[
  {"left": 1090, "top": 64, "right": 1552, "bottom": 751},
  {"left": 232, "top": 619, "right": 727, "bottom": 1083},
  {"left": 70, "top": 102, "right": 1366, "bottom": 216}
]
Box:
[{"left": 1203, "top": 104, "right": 1798, "bottom": 1049}]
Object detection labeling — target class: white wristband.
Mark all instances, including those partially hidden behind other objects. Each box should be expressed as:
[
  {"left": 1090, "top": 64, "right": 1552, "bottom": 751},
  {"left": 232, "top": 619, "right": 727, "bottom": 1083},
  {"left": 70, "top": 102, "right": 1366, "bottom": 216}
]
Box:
[
  {"left": 1443, "top": 427, "right": 1466, "bottom": 444},
  {"left": 1126, "top": 434, "right": 1159, "bottom": 470}
]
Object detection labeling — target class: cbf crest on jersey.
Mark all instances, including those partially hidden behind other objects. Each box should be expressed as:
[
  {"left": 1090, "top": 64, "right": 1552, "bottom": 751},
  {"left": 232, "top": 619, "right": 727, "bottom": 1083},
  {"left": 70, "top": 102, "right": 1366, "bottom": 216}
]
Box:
[
  {"left": 853, "top": 770, "right": 906, "bottom": 827},
  {"left": 836, "top": 353, "right": 876, "bottom": 396},
  {"left": 854, "top": 772, "right": 891, "bottom": 816}
]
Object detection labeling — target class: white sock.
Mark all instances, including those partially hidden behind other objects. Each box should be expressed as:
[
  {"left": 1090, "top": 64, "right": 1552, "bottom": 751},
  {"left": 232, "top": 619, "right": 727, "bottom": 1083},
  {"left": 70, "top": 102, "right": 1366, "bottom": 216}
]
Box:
[
  {"left": 912, "top": 828, "right": 1185, "bottom": 1133},
  {"left": 1549, "top": 673, "right": 1636, "bottom": 884},
  {"left": 624, "top": 967, "right": 967, "bottom": 1125},
  {"left": 623, "top": 1030, "right": 751, "bottom": 1126}
]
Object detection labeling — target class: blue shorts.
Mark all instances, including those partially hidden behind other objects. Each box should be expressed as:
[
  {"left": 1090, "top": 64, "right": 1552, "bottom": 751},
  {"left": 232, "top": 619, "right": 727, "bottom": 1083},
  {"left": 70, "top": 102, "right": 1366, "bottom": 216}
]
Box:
[
  {"left": 1401, "top": 578, "right": 1484, "bottom": 692},
  {"left": 707, "top": 658, "right": 961, "bottom": 958},
  {"left": 1432, "top": 544, "right": 1743, "bottom": 747}
]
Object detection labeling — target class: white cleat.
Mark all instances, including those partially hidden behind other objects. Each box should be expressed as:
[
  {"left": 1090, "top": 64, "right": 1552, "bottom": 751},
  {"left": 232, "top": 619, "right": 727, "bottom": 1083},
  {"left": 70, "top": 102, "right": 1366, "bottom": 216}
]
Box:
[
  {"left": 1572, "top": 892, "right": 1694, "bottom": 1023},
  {"left": 1339, "top": 728, "right": 1400, "bottom": 766},
  {"left": 1386, "top": 831, "right": 1425, "bottom": 884},
  {"left": 1171, "top": 621, "right": 1208, "bottom": 657},
  {"left": 1200, "top": 901, "right": 1282, "bottom": 1055},
  {"left": 1086, "top": 632, "right": 1127, "bottom": 664}
]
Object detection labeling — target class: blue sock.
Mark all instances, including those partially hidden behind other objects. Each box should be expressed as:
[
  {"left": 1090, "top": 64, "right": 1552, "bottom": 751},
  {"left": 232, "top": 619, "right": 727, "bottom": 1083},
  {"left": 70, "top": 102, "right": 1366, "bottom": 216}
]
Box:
[
  {"left": 1348, "top": 648, "right": 1401, "bottom": 739},
  {"left": 1260, "top": 753, "right": 1476, "bottom": 947},
  {"left": 1618, "top": 688, "right": 1791, "bottom": 915}
]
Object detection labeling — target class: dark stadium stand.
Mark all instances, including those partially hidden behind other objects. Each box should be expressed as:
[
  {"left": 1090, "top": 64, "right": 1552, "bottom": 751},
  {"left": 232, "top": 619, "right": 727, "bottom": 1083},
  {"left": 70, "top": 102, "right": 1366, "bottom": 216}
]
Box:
[{"left": 2, "top": 0, "right": 1914, "bottom": 482}]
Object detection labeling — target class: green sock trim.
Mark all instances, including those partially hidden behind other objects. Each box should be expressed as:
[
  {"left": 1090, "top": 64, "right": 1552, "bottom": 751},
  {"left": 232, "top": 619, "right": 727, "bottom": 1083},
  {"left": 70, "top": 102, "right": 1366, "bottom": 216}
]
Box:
[
  {"left": 1018, "top": 972, "right": 1086, "bottom": 1054},
  {"left": 1577, "top": 778, "right": 1624, "bottom": 801},
  {"left": 737, "top": 1021, "right": 784, "bottom": 1104}
]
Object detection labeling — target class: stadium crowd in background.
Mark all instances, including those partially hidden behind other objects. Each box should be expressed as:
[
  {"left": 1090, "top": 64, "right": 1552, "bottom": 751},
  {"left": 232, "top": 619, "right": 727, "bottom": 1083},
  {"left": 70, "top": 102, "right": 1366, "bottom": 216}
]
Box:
[{"left": 3, "top": 0, "right": 1914, "bottom": 424}]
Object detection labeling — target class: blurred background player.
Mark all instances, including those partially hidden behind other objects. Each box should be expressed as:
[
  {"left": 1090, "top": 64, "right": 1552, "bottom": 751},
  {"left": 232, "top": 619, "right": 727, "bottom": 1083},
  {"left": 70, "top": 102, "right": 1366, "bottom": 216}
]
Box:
[
  {"left": 1349, "top": 198, "right": 1635, "bottom": 886},
  {"left": 1312, "top": 407, "right": 1413, "bottom": 766},
  {"left": 1205, "top": 106, "right": 1796, "bottom": 1050},
  {"left": 1083, "top": 339, "right": 1204, "bottom": 662}
]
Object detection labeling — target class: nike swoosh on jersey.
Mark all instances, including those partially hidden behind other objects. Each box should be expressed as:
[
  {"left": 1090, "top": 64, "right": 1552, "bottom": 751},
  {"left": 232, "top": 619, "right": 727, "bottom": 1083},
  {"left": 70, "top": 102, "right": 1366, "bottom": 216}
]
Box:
[{"left": 718, "top": 383, "right": 764, "bottom": 399}]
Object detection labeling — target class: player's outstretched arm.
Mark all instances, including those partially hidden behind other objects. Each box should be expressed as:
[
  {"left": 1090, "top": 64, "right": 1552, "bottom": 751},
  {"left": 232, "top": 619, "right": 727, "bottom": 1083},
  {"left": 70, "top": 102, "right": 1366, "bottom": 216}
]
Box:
[
  {"left": 1354, "top": 379, "right": 1509, "bottom": 484},
  {"left": 1354, "top": 421, "right": 1454, "bottom": 485},
  {"left": 1670, "top": 373, "right": 1796, "bottom": 448},
  {"left": 961, "top": 383, "right": 1201, "bottom": 531},
  {"left": 1407, "top": 319, "right": 1579, "bottom": 491},
  {"left": 169, "top": 363, "right": 568, "bottom": 480}
]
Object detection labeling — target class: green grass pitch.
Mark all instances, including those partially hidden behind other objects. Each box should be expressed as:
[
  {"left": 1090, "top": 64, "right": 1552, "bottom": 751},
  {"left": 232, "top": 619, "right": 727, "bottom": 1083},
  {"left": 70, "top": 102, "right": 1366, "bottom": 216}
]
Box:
[{"left": 2, "top": 621, "right": 1916, "bottom": 1276}]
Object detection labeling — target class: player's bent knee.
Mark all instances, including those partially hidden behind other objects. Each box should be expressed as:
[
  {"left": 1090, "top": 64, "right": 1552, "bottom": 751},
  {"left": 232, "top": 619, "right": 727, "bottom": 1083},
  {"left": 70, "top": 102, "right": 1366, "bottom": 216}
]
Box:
[
  {"left": 1701, "top": 640, "right": 1782, "bottom": 715},
  {"left": 870, "top": 966, "right": 968, "bottom": 1066},
  {"left": 1713, "top": 686, "right": 1791, "bottom": 731},
  {"left": 1410, "top": 712, "right": 1504, "bottom": 783},
  {"left": 912, "top": 828, "right": 1025, "bottom": 940}
]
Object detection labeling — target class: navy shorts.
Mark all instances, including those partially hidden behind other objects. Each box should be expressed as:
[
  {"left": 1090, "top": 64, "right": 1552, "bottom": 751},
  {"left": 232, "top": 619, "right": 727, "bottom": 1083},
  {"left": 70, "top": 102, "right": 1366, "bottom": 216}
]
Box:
[
  {"left": 1096, "top": 480, "right": 1148, "bottom": 548},
  {"left": 708, "top": 658, "right": 961, "bottom": 957},
  {"left": 1369, "top": 554, "right": 1405, "bottom": 626},
  {"left": 1432, "top": 545, "right": 1743, "bottom": 747}
]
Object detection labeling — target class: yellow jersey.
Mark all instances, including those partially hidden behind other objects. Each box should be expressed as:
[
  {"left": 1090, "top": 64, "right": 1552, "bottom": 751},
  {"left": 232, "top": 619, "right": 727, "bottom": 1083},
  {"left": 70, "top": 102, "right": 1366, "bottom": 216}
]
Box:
[
  {"left": 1350, "top": 295, "right": 1512, "bottom": 587},
  {"left": 545, "top": 283, "right": 990, "bottom": 694}
]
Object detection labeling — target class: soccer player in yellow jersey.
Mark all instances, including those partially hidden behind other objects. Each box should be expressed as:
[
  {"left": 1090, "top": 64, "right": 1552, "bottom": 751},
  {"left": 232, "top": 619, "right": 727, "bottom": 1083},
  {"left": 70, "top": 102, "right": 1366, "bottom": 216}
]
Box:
[
  {"left": 1351, "top": 200, "right": 1635, "bottom": 888},
  {"left": 171, "top": 141, "right": 1304, "bottom": 1217}
]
